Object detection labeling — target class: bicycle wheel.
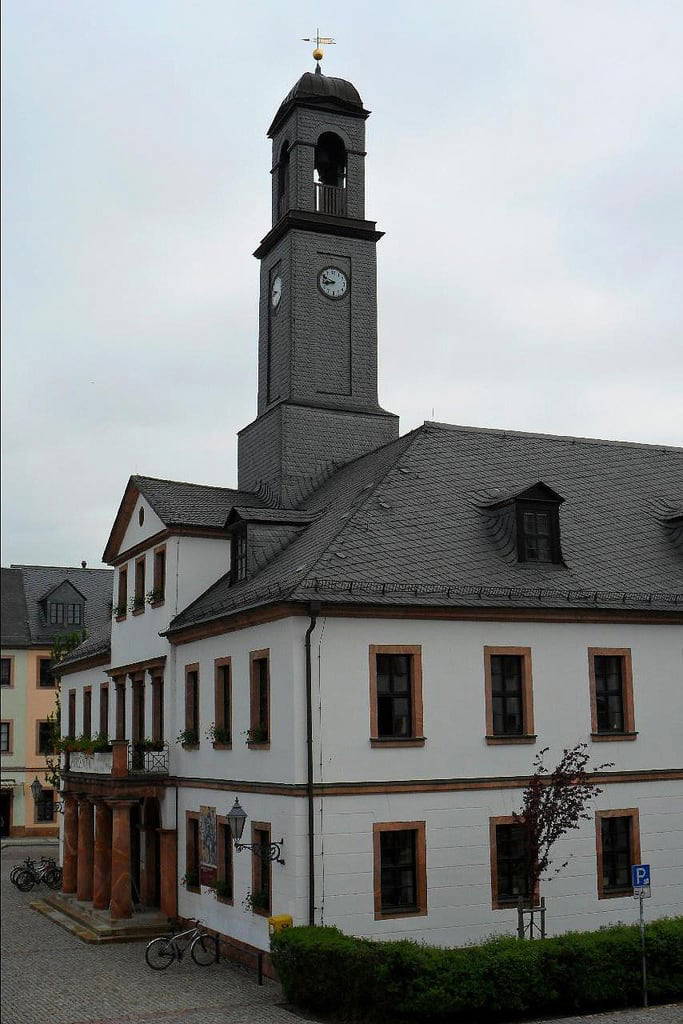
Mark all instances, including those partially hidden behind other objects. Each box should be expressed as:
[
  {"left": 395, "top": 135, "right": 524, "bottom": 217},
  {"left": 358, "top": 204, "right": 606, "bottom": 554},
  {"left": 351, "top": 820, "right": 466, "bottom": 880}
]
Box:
[
  {"left": 145, "top": 936, "right": 176, "bottom": 970},
  {"left": 15, "top": 870, "right": 35, "bottom": 893},
  {"left": 190, "top": 932, "right": 218, "bottom": 966},
  {"left": 44, "top": 867, "right": 63, "bottom": 890}
]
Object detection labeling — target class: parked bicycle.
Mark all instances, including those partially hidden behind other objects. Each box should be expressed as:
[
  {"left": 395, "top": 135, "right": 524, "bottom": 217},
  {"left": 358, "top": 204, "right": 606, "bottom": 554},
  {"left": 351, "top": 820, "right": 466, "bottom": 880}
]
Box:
[
  {"left": 9, "top": 857, "right": 35, "bottom": 885},
  {"left": 145, "top": 920, "right": 219, "bottom": 970},
  {"left": 12, "top": 856, "right": 62, "bottom": 892}
]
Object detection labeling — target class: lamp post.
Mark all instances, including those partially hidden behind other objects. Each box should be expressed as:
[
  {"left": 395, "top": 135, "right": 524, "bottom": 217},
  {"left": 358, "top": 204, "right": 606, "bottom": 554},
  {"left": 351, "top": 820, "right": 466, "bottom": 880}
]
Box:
[{"left": 226, "top": 798, "right": 285, "bottom": 865}]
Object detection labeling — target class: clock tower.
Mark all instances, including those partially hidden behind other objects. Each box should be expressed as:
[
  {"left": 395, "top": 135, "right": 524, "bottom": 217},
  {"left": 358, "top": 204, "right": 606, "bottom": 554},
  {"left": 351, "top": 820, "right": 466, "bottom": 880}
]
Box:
[{"left": 237, "top": 65, "right": 399, "bottom": 505}]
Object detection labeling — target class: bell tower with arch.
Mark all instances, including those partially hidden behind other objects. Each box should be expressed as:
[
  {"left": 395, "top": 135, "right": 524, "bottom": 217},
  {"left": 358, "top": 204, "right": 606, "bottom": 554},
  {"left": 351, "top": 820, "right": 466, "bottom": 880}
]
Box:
[{"left": 237, "top": 65, "right": 399, "bottom": 505}]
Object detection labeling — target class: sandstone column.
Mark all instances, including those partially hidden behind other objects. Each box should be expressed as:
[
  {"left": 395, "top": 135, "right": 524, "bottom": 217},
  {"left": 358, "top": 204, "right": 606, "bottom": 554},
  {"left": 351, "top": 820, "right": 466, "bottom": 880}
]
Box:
[
  {"left": 62, "top": 794, "right": 78, "bottom": 894},
  {"left": 76, "top": 796, "right": 94, "bottom": 901},
  {"left": 108, "top": 799, "right": 136, "bottom": 919},
  {"left": 92, "top": 799, "right": 113, "bottom": 910},
  {"left": 158, "top": 829, "right": 178, "bottom": 919},
  {"left": 111, "top": 739, "right": 129, "bottom": 778}
]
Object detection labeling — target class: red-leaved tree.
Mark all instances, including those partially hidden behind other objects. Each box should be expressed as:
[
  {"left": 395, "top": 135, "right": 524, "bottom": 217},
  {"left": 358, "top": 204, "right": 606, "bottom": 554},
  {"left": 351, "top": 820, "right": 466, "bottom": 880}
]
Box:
[{"left": 514, "top": 743, "right": 613, "bottom": 903}]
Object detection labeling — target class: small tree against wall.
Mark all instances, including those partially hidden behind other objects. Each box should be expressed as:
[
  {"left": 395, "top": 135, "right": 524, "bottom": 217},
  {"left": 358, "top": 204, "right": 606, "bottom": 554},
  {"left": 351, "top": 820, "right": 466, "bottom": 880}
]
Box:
[{"left": 513, "top": 743, "right": 613, "bottom": 936}]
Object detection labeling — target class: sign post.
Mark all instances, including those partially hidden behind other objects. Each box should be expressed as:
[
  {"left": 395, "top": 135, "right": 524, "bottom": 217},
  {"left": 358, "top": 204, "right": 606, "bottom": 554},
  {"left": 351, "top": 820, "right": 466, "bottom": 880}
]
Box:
[{"left": 631, "top": 864, "right": 651, "bottom": 1008}]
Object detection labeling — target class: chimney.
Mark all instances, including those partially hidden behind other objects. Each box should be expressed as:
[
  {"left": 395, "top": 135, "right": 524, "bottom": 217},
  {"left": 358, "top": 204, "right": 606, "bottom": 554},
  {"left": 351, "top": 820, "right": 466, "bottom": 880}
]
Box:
[{"left": 81, "top": 561, "right": 87, "bottom": 569}]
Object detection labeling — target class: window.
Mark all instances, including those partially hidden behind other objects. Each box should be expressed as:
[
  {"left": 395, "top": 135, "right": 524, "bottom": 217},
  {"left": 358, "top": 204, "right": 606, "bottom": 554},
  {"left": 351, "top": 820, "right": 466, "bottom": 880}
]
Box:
[
  {"left": 490, "top": 820, "right": 531, "bottom": 907},
  {"left": 0, "top": 721, "right": 11, "bottom": 753},
  {"left": 596, "top": 809, "right": 641, "bottom": 898},
  {"left": 214, "top": 658, "right": 232, "bottom": 745},
  {"left": 484, "top": 647, "right": 535, "bottom": 743},
  {"left": 515, "top": 500, "right": 562, "bottom": 563},
  {"left": 115, "top": 678, "right": 126, "bottom": 740},
  {"left": 373, "top": 822, "right": 427, "bottom": 920},
  {"left": 184, "top": 665, "right": 199, "bottom": 744},
  {"left": 35, "top": 790, "right": 54, "bottom": 823},
  {"left": 369, "top": 646, "right": 424, "bottom": 746},
  {"left": 134, "top": 556, "right": 145, "bottom": 612},
  {"left": 1, "top": 657, "right": 14, "bottom": 687},
  {"left": 152, "top": 676, "right": 164, "bottom": 744},
  {"left": 217, "top": 818, "right": 234, "bottom": 902},
  {"left": 249, "top": 651, "right": 269, "bottom": 745},
  {"left": 83, "top": 688, "right": 92, "bottom": 738},
  {"left": 152, "top": 546, "right": 166, "bottom": 604},
  {"left": 67, "top": 603, "right": 82, "bottom": 625},
  {"left": 185, "top": 812, "right": 200, "bottom": 891},
  {"left": 99, "top": 684, "right": 109, "bottom": 738},
  {"left": 117, "top": 567, "right": 128, "bottom": 618},
  {"left": 48, "top": 601, "right": 64, "bottom": 624},
  {"left": 131, "top": 678, "right": 145, "bottom": 745},
  {"left": 588, "top": 649, "right": 636, "bottom": 739},
  {"left": 38, "top": 658, "right": 54, "bottom": 688},
  {"left": 37, "top": 721, "right": 54, "bottom": 755},
  {"left": 251, "top": 822, "right": 272, "bottom": 915},
  {"left": 68, "top": 691, "right": 76, "bottom": 738},
  {"left": 231, "top": 527, "right": 247, "bottom": 584}
]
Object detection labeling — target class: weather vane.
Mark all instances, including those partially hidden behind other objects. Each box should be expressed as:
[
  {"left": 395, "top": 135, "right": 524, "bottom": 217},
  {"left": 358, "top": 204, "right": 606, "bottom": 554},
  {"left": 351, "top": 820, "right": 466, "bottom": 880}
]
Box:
[{"left": 302, "top": 29, "right": 335, "bottom": 69}]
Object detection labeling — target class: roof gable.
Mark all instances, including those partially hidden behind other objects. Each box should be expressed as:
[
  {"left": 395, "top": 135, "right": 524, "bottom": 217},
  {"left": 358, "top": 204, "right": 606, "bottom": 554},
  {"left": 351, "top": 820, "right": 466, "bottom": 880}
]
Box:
[{"left": 38, "top": 579, "right": 87, "bottom": 604}]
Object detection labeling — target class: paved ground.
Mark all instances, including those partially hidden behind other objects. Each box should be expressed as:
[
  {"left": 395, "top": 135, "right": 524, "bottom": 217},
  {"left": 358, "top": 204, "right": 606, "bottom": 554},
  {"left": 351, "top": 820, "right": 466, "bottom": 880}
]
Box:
[{"left": 2, "top": 845, "right": 681, "bottom": 1024}]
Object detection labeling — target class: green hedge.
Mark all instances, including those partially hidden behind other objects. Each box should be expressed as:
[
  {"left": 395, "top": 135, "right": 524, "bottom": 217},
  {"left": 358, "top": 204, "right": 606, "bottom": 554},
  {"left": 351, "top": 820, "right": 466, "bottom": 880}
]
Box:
[{"left": 271, "top": 917, "right": 683, "bottom": 1023}]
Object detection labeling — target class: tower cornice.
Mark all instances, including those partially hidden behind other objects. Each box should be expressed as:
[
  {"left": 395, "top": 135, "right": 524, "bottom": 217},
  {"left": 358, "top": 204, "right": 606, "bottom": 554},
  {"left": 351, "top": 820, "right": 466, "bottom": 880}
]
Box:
[{"left": 253, "top": 209, "right": 384, "bottom": 260}]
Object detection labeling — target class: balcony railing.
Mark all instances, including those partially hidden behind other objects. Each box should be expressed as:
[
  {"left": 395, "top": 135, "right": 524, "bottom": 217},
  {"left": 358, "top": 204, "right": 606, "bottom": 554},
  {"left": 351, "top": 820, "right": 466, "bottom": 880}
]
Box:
[
  {"left": 128, "top": 742, "right": 169, "bottom": 775},
  {"left": 68, "top": 750, "right": 113, "bottom": 775},
  {"left": 315, "top": 182, "right": 346, "bottom": 217}
]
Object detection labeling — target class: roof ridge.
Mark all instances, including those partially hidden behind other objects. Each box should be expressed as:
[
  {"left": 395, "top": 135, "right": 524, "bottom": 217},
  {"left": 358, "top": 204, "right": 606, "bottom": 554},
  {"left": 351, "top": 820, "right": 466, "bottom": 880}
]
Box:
[
  {"left": 298, "top": 429, "right": 424, "bottom": 584},
  {"left": 133, "top": 474, "right": 246, "bottom": 492},
  {"left": 426, "top": 421, "right": 683, "bottom": 453},
  {"left": 8, "top": 564, "right": 112, "bottom": 572}
]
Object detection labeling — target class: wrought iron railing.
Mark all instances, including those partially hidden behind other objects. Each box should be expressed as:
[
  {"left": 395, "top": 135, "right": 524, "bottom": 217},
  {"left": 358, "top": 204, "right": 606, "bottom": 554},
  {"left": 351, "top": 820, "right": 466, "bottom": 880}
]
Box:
[
  {"left": 128, "top": 742, "right": 169, "bottom": 775},
  {"left": 315, "top": 182, "right": 346, "bottom": 216}
]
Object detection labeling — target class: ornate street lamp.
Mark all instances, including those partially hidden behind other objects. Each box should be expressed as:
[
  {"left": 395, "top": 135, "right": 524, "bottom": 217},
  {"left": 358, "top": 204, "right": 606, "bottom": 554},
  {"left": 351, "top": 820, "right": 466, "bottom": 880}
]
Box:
[
  {"left": 31, "top": 776, "right": 64, "bottom": 814},
  {"left": 226, "top": 798, "right": 285, "bottom": 865}
]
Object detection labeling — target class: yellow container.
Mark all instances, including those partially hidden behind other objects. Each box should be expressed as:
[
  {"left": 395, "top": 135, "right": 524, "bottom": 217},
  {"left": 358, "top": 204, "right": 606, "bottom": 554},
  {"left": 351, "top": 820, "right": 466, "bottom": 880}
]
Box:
[{"left": 268, "top": 914, "right": 293, "bottom": 935}]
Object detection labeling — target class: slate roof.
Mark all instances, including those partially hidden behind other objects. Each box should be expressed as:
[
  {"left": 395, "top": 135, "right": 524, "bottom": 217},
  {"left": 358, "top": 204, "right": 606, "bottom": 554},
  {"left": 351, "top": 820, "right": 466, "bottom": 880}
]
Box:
[
  {"left": 1, "top": 565, "right": 114, "bottom": 648},
  {"left": 167, "top": 423, "right": 683, "bottom": 633},
  {"left": 133, "top": 476, "right": 261, "bottom": 529}
]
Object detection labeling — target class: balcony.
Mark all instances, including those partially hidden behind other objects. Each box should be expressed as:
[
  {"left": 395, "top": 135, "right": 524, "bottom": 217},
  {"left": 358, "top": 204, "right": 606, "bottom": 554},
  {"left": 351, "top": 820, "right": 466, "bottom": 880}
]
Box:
[
  {"left": 65, "top": 740, "right": 169, "bottom": 778},
  {"left": 128, "top": 742, "right": 169, "bottom": 776},
  {"left": 68, "top": 751, "right": 113, "bottom": 775},
  {"left": 315, "top": 183, "right": 346, "bottom": 217}
]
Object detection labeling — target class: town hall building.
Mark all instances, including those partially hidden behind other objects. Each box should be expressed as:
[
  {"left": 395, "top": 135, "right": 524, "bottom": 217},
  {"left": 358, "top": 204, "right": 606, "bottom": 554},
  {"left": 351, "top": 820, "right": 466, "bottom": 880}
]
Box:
[{"left": 53, "top": 61, "right": 683, "bottom": 958}]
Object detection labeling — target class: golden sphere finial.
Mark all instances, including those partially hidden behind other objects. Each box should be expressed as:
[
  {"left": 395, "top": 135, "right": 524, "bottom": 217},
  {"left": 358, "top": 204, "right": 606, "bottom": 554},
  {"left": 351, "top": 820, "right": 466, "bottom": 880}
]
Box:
[{"left": 312, "top": 47, "right": 324, "bottom": 62}]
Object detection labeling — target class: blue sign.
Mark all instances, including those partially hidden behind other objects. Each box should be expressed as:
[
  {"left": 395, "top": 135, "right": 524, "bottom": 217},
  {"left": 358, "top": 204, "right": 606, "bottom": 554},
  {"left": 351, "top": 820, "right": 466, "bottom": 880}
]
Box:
[{"left": 632, "top": 864, "right": 651, "bottom": 888}]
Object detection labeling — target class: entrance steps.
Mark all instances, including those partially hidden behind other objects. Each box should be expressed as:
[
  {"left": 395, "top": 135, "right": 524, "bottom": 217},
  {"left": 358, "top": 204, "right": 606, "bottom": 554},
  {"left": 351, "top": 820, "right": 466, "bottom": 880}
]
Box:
[{"left": 31, "top": 891, "right": 169, "bottom": 944}]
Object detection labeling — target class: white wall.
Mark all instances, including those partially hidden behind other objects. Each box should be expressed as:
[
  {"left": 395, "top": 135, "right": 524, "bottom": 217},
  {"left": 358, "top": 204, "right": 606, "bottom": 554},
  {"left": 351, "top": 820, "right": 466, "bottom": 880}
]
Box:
[{"left": 119, "top": 495, "right": 165, "bottom": 552}]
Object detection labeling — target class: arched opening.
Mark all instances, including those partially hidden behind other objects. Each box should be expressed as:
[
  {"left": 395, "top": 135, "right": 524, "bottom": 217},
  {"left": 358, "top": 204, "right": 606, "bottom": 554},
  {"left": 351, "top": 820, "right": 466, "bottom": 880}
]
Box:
[
  {"left": 277, "top": 142, "right": 290, "bottom": 219},
  {"left": 314, "top": 132, "right": 347, "bottom": 215}
]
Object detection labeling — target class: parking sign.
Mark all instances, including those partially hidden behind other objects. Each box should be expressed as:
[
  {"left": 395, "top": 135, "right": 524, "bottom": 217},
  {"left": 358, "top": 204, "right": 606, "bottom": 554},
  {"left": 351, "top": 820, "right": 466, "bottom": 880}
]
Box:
[{"left": 632, "top": 864, "right": 651, "bottom": 897}]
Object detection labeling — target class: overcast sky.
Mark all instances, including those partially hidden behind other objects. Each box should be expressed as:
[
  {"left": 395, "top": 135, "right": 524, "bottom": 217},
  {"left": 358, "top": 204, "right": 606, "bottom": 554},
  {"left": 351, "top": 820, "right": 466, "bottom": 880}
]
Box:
[{"left": 2, "top": 0, "right": 682, "bottom": 568}]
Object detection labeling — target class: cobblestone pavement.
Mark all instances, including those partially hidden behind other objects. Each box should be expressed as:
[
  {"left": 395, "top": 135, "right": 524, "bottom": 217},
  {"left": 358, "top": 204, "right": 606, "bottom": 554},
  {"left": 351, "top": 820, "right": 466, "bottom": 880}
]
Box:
[{"left": 2, "top": 846, "right": 681, "bottom": 1024}]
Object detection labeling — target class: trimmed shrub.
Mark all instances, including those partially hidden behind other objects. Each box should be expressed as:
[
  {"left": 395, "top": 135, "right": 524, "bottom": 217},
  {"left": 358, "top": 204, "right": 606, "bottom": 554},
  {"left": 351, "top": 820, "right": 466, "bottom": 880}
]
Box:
[{"left": 270, "top": 917, "right": 683, "bottom": 1023}]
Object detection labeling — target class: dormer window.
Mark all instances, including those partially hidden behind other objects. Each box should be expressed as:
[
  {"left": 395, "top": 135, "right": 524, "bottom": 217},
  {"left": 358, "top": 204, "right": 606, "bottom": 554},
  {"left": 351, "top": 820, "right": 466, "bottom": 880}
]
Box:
[
  {"left": 48, "top": 601, "right": 83, "bottom": 625},
  {"left": 231, "top": 526, "right": 248, "bottom": 585},
  {"left": 516, "top": 502, "right": 561, "bottom": 563}
]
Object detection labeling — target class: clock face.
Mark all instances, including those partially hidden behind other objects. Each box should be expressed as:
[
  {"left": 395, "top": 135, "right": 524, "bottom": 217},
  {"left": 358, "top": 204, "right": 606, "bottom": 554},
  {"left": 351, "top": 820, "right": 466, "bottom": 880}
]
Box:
[
  {"left": 318, "top": 266, "right": 349, "bottom": 300},
  {"left": 271, "top": 275, "right": 283, "bottom": 309}
]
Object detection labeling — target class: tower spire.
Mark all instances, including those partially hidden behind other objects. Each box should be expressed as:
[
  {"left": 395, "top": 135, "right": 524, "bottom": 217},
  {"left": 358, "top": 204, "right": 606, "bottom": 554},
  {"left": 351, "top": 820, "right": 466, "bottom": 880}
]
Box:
[{"left": 302, "top": 28, "right": 335, "bottom": 71}]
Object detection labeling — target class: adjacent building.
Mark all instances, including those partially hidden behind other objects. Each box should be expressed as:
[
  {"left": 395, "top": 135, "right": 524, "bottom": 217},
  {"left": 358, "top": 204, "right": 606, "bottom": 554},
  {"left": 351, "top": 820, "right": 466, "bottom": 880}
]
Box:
[
  {"left": 1, "top": 564, "right": 112, "bottom": 837},
  {"left": 54, "top": 63, "right": 682, "bottom": 957}
]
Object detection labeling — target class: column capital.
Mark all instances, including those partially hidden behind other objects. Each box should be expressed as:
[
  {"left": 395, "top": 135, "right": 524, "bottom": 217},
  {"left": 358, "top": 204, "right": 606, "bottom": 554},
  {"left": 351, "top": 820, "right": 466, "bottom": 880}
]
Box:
[{"left": 105, "top": 798, "right": 139, "bottom": 810}]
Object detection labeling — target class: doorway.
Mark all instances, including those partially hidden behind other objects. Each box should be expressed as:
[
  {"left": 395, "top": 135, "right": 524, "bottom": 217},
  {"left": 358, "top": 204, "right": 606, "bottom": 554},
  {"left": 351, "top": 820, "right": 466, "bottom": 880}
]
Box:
[{"left": 0, "top": 790, "right": 11, "bottom": 837}]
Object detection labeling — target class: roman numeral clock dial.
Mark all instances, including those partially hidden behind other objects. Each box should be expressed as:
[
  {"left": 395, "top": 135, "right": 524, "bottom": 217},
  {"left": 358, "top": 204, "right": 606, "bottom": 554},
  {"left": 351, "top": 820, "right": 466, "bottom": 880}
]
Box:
[{"left": 318, "top": 266, "right": 348, "bottom": 299}]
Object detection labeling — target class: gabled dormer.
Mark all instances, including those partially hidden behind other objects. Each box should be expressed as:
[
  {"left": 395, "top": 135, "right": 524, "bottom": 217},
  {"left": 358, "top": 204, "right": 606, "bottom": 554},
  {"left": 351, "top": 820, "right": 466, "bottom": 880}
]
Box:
[
  {"left": 38, "top": 579, "right": 87, "bottom": 627},
  {"left": 482, "top": 481, "right": 565, "bottom": 565}
]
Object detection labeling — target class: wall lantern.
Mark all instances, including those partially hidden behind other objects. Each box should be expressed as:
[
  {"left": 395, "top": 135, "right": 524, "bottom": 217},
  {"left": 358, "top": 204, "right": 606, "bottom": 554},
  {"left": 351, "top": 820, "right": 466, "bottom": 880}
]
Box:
[
  {"left": 30, "top": 776, "right": 64, "bottom": 814},
  {"left": 227, "top": 797, "right": 285, "bottom": 865}
]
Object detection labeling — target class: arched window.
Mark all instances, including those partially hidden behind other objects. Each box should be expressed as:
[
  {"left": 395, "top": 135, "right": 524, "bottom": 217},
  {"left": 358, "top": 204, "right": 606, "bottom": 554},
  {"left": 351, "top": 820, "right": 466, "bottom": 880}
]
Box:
[
  {"left": 277, "top": 142, "right": 290, "bottom": 218},
  {"left": 314, "top": 132, "right": 347, "bottom": 215}
]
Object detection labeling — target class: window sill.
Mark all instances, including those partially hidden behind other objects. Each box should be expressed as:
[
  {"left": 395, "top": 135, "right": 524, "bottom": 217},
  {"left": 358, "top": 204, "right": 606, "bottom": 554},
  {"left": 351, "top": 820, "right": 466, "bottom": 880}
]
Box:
[
  {"left": 217, "top": 894, "right": 234, "bottom": 905},
  {"left": 115, "top": 615, "right": 127, "bottom": 623},
  {"left": 247, "top": 742, "right": 270, "bottom": 750},
  {"left": 485, "top": 734, "right": 537, "bottom": 745},
  {"left": 181, "top": 743, "right": 199, "bottom": 751},
  {"left": 370, "top": 737, "right": 426, "bottom": 748},
  {"left": 150, "top": 599, "right": 165, "bottom": 609},
  {"left": 591, "top": 732, "right": 638, "bottom": 742},
  {"left": 375, "top": 906, "right": 428, "bottom": 921},
  {"left": 186, "top": 885, "right": 200, "bottom": 894},
  {"left": 598, "top": 888, "right": 632, "bottom": 900},
  {"left": 252, "top": 905, "right": 272, "bottom": 917},
  {"left": 212, "top": 742, "right": 232, "bottom": 750},
  {"left": 132, "top": 607, "right": 145, "bottom": 617}
]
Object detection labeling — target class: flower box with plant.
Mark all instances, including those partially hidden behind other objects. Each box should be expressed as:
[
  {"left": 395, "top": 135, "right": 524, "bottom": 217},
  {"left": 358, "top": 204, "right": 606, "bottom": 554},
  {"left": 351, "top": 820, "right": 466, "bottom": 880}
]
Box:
[
  {"left": 243, "top": 889, "right": 269, "bottom": 913},
  {"left": 182, "top": 869, "right": 199, "bottom": 890},
  {"left": 133, "top": 737, "right": 165, "bottom": 752},
  {"left": 244, "top": 726, "right": 268, "bottom": 746},
  {"left": 92, "top": 732, "right": 113, "bottom": 753},
  {"left": 129, "top": 595, "right": 145, "bottom": 614},
  {"left": 113, "top": 603, "right": 127, "bottom": 619},
  {"left": 146, "top": 588, "right": 164, "bottom": 607},
  {"left": 176, "top": 728, "right": 199, "bottom": 749},
  {"left": 207, "top": 723, "right": 231, "bottom": 748},
  {"left": 214, "top": 879, "right": 232, "bottom": 902}
]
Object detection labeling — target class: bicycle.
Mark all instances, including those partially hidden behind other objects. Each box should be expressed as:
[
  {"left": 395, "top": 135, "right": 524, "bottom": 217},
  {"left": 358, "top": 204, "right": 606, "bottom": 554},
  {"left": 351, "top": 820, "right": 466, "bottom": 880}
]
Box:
[
  {"left": 144, "top": 920, "right": 219, "bottom": 970},
  {"left": 9, "top": 857, "right": 35, "bottom": 885},
  {"left": 13, "top": 856, "right": 62, "bottom": 892}
]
